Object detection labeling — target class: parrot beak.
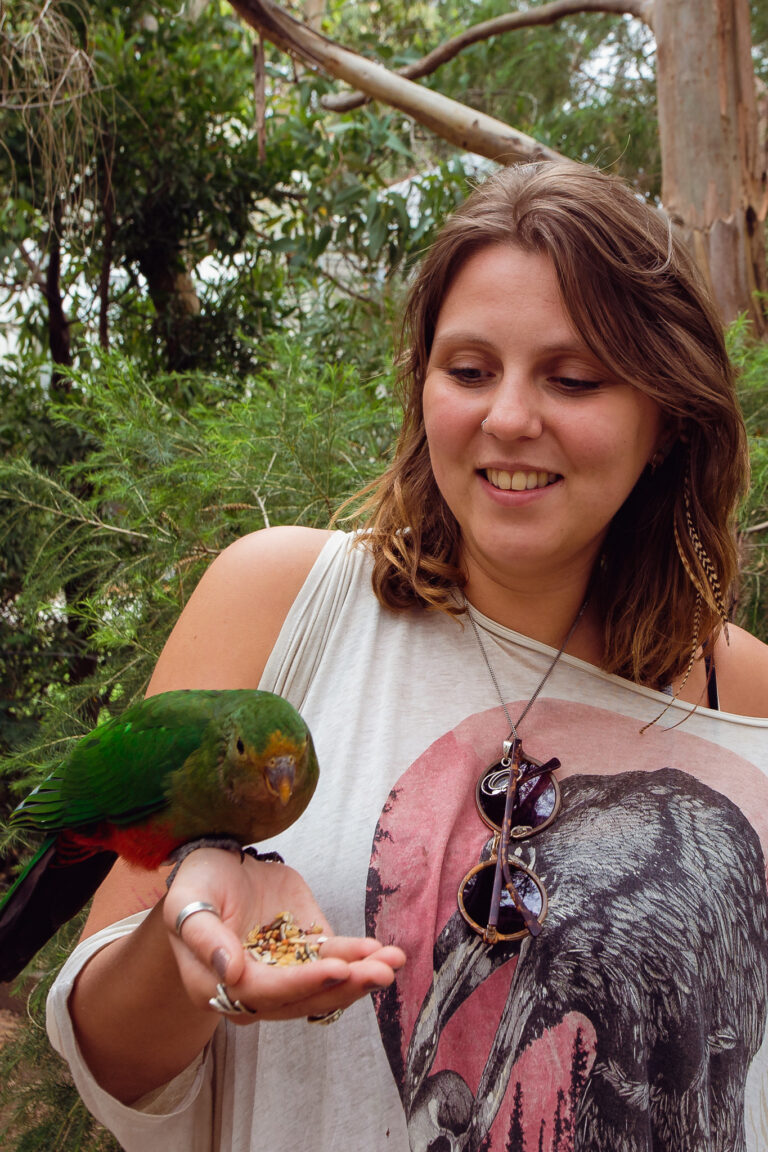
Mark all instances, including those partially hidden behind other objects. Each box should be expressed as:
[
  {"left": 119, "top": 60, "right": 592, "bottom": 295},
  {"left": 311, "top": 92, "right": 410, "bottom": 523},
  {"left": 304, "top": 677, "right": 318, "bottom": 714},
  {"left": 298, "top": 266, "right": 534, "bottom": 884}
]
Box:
[{"left": 265, "top": 756, "right": 296, "bottom": 806}]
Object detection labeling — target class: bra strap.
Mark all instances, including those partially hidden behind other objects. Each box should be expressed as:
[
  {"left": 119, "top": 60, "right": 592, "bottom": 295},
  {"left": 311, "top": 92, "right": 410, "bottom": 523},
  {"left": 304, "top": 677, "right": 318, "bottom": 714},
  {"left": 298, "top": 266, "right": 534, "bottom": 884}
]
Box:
[{"left": 703, "top": 651, "right": 720, "bottom": 711}]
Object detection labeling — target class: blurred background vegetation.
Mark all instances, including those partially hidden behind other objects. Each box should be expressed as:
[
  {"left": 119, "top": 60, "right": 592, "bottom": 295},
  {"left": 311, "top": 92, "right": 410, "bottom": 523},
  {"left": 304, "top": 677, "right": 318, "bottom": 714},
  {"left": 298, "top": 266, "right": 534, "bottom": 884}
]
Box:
[{"left": 0, "top": 0, "right": 766, "bottom": 1146}]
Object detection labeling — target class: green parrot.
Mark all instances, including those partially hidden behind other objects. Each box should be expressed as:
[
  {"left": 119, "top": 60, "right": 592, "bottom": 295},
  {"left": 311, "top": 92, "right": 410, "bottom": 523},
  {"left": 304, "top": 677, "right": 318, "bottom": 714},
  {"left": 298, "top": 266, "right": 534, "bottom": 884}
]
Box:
[{"left": 0, "top": 689, "right": 319, "bottom": 982}]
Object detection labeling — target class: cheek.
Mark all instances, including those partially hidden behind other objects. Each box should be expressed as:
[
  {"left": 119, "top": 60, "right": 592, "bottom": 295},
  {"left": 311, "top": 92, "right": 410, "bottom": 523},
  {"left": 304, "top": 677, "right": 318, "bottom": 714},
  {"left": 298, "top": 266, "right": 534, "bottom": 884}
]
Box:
[
  {"left": 578, "top": 401, "right": 660, "bottom": 476},
  {"left": 423, "top": 389, "right": 463, "bottom": 463}
]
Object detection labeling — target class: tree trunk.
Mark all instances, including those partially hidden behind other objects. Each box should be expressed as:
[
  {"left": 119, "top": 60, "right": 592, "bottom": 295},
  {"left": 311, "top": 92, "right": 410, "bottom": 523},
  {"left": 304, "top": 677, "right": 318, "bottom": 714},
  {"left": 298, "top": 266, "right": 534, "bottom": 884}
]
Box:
[{"left": 655, "top": 0, "right": 767, "bottom": 334}]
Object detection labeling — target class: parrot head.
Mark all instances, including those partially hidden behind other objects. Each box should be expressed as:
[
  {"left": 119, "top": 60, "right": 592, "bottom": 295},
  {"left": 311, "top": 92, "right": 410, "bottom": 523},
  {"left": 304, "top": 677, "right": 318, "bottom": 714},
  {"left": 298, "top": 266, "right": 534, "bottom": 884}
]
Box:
[{"left": 214, "top": 695, "right": 319, "bottom": 841}]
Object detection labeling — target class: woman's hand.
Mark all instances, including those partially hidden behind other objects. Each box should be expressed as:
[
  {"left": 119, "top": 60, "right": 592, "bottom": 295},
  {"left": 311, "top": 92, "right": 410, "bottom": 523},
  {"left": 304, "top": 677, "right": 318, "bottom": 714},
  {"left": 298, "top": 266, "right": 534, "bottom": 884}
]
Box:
[{"left": 164, "top": 848, "right": 405, "bottom": 1025}]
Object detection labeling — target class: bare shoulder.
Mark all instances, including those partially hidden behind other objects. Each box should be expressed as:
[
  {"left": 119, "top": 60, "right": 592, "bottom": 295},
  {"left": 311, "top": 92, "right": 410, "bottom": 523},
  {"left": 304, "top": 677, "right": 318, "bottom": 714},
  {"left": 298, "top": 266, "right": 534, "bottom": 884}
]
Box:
[
  {"left": 147, "top": 525, "right": 333, "bottom": 694},
  {"left": 712, "top": 623, "right": 768, "bottom": 718},
  {"left": 215, "top": 523, "right": 333, "bottom": 582}
]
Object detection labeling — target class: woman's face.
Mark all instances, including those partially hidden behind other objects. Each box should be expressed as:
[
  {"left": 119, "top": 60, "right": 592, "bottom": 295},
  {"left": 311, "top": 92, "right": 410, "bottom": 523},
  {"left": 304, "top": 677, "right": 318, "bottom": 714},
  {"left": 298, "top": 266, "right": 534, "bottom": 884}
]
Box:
[{"left": 422, "top": 244, "right": 662, "bottom": 596}]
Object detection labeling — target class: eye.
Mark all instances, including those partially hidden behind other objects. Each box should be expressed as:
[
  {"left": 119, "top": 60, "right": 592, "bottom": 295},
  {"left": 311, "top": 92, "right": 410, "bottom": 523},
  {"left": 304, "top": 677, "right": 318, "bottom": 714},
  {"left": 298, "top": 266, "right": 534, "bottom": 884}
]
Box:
[
  {"left": 236, "top": 737, "right": 245, "bottom": 754},
  {"left": 446, "top": 365, "right": 493, "bottom": 387},
  {"left": 549, "top": 375, "right": 605, "bottom": 392}
]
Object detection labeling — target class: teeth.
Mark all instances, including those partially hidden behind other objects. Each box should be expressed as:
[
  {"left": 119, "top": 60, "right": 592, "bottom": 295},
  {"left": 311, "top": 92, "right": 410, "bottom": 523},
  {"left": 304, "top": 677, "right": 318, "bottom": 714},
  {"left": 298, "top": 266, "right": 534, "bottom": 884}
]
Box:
[{"left": 486, "top": 469, "right": 557, "bottom": 491}]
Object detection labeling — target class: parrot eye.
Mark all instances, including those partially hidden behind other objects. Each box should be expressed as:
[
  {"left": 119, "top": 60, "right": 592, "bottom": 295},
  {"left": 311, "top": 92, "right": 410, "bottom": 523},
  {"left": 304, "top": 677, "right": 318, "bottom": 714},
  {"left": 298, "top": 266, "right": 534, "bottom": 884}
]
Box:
[{"left": 236, "top": 738, "right": 245, "bottom": 755}]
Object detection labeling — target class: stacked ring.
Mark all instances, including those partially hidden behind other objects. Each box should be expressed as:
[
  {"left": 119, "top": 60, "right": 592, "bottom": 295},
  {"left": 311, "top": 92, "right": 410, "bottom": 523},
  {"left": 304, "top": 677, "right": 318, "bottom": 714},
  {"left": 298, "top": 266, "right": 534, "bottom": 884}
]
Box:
[{"left": 208, "top": 983, "right": 258, "bottom": 1016}]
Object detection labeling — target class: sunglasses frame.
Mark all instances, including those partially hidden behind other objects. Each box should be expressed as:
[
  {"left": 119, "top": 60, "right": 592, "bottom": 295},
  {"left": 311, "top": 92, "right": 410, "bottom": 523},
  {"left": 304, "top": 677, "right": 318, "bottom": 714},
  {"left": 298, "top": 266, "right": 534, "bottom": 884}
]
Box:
[
  {"left": 475, "top": 754, "right": 562, "bottom": 839},
  {"left": 458, "top": 737, "right": 561, "bottom": 944}
]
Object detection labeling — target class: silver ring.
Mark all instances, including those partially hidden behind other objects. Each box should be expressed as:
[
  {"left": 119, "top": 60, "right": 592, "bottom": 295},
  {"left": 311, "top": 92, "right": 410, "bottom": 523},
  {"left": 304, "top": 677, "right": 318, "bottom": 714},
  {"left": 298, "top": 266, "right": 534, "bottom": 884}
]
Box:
[
  {"left": 307, "top": 1008, "right": 345, "bottom": 1025},
  {"left": 208, "top": 982, "right": 258, "bottom": 1016},
  {"left": 175, "top": 901, "right": 220, "bottom": 937}
]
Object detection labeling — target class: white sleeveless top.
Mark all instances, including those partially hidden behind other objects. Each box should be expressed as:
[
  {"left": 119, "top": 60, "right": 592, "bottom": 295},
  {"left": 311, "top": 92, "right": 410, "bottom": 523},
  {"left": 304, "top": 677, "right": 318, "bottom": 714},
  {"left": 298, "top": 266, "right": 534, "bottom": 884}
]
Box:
[{"left": 48, "top": 531, "right": 768, "bottom": 1151}]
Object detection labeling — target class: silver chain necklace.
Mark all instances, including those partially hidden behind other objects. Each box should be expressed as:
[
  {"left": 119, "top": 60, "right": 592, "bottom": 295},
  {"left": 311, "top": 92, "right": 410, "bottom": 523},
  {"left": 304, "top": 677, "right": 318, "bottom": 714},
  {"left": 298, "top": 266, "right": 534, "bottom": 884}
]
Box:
[{"left": 468, "top": 600, "right": 588, "bottom": 765}]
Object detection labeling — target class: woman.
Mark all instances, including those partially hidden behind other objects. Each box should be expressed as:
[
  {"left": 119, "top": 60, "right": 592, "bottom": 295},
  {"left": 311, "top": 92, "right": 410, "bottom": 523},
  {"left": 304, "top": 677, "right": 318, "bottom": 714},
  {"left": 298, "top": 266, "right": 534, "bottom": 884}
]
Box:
[{"left": 48, "top": 161, "right": 768, "bottom": 1151}]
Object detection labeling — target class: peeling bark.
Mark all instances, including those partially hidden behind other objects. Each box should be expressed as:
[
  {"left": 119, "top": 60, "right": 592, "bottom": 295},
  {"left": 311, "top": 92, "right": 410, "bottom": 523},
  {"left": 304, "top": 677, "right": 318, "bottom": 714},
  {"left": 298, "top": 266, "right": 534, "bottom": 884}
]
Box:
[{"left": 655, "top": 0, "right": 767, "bottom": 332}]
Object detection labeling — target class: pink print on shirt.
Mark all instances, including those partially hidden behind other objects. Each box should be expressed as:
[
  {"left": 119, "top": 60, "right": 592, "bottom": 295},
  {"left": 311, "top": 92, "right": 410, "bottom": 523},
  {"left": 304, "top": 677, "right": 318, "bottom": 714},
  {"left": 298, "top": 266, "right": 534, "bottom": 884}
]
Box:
[{"left": 366, "top": 700, "right": 768, "bottom": 1152}]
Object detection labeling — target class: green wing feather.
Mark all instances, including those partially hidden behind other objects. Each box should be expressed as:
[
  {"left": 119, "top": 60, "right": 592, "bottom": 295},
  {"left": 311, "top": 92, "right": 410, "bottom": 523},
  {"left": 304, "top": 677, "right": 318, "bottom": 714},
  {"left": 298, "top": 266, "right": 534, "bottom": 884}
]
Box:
[{"left": 10, "top": 690, "right": 237, "bottom": 832}]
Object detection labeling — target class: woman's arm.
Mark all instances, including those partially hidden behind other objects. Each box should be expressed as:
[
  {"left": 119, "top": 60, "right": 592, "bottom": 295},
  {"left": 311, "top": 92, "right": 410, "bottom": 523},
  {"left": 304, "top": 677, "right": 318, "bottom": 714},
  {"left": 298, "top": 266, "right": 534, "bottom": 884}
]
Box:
[
  {"left": 65, "top": 525, "right": 405, "bottom": 1103},
  {"left": 69, "top": 850, "right": 403, "bottom": 1103}
]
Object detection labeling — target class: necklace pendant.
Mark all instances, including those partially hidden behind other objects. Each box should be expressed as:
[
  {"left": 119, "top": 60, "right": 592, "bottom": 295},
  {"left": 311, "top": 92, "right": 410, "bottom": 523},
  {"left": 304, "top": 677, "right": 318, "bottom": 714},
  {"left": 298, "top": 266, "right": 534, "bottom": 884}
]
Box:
[
  {"left": 500, "top": 736, "right": 520, "bottom": 767},
  {"left": 476, "top": 745, "right": 562, "bottom": 839}
]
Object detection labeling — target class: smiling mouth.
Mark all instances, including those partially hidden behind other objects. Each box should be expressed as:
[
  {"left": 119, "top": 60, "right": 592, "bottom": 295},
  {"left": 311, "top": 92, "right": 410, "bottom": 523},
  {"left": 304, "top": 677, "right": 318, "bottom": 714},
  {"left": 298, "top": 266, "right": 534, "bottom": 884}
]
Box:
[{"left": 484, "top": 468, "right": 560, "bottom": 492}]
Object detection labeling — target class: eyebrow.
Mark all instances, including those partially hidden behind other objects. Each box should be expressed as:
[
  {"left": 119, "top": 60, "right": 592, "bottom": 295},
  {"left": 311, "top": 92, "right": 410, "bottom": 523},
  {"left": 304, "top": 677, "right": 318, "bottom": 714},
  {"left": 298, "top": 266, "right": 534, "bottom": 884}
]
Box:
[{"left": 429, "top": 331, "right": 592, "bottom": 356}]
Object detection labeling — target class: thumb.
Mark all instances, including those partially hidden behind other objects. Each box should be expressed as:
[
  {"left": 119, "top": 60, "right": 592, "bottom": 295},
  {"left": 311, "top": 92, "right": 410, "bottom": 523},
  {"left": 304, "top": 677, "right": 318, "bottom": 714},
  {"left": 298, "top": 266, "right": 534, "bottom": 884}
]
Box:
[{"left": 167, "top": 900, "right": 249, "bottom": 989}]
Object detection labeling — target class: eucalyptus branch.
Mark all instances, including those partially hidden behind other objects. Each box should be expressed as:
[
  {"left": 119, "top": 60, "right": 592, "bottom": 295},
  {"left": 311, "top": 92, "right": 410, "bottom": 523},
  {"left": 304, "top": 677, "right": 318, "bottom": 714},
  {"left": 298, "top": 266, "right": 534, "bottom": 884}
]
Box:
[
  {"left": 322, "top": 0, "right": 655, "bottom": 113},
  {"left": 318, "top": 264, "right": 375, "bottom": 304},
  {"left": 228, "top": 0, "right": 565, "bottom": 165}
]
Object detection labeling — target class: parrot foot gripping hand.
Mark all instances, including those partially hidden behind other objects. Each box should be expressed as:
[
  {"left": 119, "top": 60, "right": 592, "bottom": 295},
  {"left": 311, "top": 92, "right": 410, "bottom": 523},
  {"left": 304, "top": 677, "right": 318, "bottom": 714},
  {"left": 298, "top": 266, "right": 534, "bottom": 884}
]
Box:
[{"left": 164, "top": 838, "right": 285, "bottom": 889}]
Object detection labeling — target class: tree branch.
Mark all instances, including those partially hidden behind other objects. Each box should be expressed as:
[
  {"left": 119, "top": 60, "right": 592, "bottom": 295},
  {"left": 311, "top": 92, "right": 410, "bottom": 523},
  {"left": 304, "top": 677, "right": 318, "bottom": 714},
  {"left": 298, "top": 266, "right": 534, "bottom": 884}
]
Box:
[
  {"left": 228, "top": 0, "right": 566, "bottom": 165},
  {"left": 17, "top": 242, "right": 47, "bottom": 291},
  {"left": 98, "top": 134, "right": 115, "bottom": 350},
  {"left": 322, "top": 0, "right": 655, "bottom": 113}
]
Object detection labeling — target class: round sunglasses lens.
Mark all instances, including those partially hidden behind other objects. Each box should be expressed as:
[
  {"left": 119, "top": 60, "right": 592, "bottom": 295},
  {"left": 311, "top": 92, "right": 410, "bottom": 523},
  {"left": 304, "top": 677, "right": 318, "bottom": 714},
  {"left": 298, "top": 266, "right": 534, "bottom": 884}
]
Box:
[
  {"left": 476, "top": 764, "right": 558, "bottom": 832},
  {"left": 460, "top": 861, "right": 544, "bottom": 938}
]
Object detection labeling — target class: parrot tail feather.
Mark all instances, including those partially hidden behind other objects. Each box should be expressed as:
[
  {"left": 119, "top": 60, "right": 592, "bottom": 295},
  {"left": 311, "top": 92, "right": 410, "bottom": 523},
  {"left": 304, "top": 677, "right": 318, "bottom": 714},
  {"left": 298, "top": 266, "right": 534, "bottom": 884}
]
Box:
[{"left": 0, "top": 840, "right": 116, "bottom": 983}]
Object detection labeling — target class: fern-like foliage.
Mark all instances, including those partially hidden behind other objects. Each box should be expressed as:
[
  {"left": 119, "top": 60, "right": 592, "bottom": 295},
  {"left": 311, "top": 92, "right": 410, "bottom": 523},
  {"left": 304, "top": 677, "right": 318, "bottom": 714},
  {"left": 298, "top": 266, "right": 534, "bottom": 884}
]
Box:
[
  {"left": 0, "top": 335, "right": 397, "bottom": 1151},
  {"left": 730, "top": 315, "right": 768, "bottom": 638},
  {"left": 0, "top": 921, "right": 120, "bottom": 1152}
]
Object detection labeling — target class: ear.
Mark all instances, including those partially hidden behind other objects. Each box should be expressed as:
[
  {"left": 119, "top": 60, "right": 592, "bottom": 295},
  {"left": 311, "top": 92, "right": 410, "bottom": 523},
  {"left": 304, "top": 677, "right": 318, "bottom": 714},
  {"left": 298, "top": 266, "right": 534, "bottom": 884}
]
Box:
[{"left": 649, "top": 415, "right": 683, "bottom": 469}]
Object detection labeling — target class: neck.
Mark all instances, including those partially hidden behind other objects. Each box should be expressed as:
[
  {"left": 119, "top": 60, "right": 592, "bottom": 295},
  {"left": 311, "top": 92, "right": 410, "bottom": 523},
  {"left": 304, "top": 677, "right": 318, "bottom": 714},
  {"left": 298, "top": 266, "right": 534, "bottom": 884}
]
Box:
[{"left": 463, "top": 565, "right": 604, "bottom": 664}]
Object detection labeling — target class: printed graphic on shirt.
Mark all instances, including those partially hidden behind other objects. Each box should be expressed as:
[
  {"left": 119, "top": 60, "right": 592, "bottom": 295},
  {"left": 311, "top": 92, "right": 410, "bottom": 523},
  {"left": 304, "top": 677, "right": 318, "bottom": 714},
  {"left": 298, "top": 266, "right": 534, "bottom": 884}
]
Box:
[{"left": 365, "top": 700, "right": 768, "bottom": 1152}]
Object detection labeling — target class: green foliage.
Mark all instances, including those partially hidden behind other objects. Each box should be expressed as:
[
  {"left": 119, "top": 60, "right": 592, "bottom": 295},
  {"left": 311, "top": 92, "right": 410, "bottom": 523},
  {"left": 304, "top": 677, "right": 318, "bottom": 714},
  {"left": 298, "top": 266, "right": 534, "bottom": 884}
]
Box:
[
  {"left": 0, "top": 920, "right": 120, "bottom": 1152},
  {"left": 0, "top": 335, "right": 397, "bottom": 805},
  {"left": 730, "top": 317, "right": 768, "bottom": 637},
  {"left": 323, "top": 0, "right": 661, "bottom": 194},
  {"left": 0, "top": 330, "right": 398, "bottom": 1152},
  {"left": 751, "top": 0, "right": 768, "bottom": 83}
]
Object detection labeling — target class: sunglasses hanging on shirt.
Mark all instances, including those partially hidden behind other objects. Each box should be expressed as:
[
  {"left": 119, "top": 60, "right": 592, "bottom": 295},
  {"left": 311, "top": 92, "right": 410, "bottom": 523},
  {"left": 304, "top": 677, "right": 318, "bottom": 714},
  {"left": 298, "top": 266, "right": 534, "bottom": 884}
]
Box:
[{"left": 461, "top": 601, "right": 586, "bottom": 943}]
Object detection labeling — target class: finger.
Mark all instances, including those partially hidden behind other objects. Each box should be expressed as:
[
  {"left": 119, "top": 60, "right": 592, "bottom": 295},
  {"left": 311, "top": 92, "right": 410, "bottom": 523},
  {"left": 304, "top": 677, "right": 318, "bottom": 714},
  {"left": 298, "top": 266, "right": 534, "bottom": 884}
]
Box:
[
  {"left": 221, "top": 940, "right": 405, "bottom": 1021},
  {"left": 227, "top": 960, "right": 396, "bottom": 1024},
  {"left": 318, "top": 937, "right": 406, "bottom": 968},
  {"left": 167, "top": 905, "right": 252, "bottom": 1002}
]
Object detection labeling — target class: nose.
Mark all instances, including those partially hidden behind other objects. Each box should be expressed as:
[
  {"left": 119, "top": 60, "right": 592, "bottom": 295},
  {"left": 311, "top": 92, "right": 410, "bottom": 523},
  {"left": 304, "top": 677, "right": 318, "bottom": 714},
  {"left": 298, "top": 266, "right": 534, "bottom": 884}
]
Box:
[{"left": 481, "top": 374, "right": 543, "bottom": 441}]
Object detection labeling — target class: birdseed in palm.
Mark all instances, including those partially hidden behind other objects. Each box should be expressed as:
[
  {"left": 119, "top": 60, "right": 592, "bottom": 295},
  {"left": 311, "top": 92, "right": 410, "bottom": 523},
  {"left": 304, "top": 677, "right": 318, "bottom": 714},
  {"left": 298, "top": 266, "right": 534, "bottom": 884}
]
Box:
[{"left": 244, "top": 911, "right": 325, "bottom": 965}]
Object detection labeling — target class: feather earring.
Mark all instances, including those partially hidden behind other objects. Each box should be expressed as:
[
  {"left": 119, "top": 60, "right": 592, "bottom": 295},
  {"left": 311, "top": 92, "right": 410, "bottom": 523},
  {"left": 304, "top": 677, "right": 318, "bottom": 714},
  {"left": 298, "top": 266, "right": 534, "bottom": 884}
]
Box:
[
  {"left": 642, "top": 457, "right": 727, "bottom": 732},
  {"left": 680, "top": 469, "right": 729, "bottom": 625}
]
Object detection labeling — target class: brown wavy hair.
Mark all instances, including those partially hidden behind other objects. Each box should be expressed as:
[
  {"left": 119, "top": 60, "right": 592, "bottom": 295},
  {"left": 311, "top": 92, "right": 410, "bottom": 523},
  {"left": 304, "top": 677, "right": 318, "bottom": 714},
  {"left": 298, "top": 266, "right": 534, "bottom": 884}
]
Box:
[{"left": 341, "top": 160, "right": 749, "bottom": 688}]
